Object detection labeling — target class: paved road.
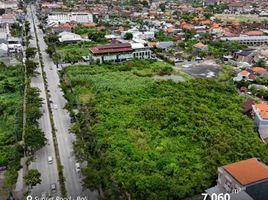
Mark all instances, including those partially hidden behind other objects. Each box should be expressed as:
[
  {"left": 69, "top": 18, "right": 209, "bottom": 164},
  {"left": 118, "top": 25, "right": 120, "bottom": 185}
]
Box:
[
  {"left": 27, "top": 6, "right": 60, "bottom": 198},
  {"left": 31, "top": 5, "right": 98, "bottom": 199}
]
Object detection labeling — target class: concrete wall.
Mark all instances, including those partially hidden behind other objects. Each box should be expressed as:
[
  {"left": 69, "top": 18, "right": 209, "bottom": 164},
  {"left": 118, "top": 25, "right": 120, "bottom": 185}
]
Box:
[{"left": 217, "top": 167, "right": 244, "bottom": 194}]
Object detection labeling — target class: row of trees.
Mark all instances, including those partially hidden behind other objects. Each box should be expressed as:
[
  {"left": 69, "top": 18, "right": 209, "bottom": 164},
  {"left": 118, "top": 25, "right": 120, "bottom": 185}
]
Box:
[
  {"left": 62, "top": 60, "right": 268, "bottom": 199},
  {"left": 23, "top": 17, "right": 44, "bottom": 190},
  {"left": 44, "top": 32, "right": 62, "bottom": 66}
]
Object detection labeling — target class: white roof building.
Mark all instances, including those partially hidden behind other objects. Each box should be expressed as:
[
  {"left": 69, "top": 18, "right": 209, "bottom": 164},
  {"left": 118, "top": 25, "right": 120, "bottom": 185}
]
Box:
[
  {"left": 105, "top": 34, "right": 121, "bottom": 40},
  {"left": 47, "top": 12, "right": 93, "bottom": 25},
  {"left": 0, "top": 1, "right": 18, "bottom": 10},
  {"left": 58, "top": 32, "right": 82, "bottom": 43},
  {"left": 221, "top": 36, "right": 268, "bottom": 45}
]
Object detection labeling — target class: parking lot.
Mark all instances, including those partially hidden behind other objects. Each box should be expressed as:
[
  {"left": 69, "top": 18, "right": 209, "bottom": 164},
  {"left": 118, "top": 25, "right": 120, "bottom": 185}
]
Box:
[{"left": 176, "top": 60, "right": 222, "bottom": 78}]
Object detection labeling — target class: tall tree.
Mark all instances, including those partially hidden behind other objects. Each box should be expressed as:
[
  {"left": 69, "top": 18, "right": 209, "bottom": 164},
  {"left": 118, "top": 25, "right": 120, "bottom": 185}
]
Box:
[
  {"left": 24, "top": 169, "right": 41, "bottom": 186},
  {"left": 26, "top": 47, "right": 37, "bottom": 59}
]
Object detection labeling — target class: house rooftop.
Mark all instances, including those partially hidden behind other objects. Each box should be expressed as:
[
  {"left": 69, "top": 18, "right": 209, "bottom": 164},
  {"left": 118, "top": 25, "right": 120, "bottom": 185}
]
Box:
[
  {"left": 90, "top": 43, "right": 133, "bottom": 54},
  {"left": 223, "top": 158, "right": 268, "bottom": 186},
  {"left": 255, "top": 104, "right": 268, "bottom": 119},
  {"left": 252, "top": 67, "right": 266, "bottom": 73},
  {"left": 239, "top": 70, "right": 249, "bottom": 76},
  {"left": 194, "top": 42, "right": 205, "bottom": 48}
]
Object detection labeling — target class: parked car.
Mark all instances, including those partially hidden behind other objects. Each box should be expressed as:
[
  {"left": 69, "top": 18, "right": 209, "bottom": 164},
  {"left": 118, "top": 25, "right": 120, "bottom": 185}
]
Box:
[{"left": 50, "top": 183, "right": 57, "bottom": 193}]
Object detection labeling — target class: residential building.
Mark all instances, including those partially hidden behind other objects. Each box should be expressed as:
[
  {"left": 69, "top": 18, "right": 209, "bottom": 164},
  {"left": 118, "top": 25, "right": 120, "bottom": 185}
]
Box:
[
  {"left": 233, "top": 70, "right": 251, "bottom": 82},
  {"left": 252, "top": 103, "right": 268, "bottom": 141},
  {"left": 206, "top": 158, "right": 268, "bottom": 200},
  {"left": 193, "top": 42, "right": 208, "bottom": 51},
  {"left": 0, "top": 14, "right": 16, "bottom": 24},
  {"left": 233, "top": 49, "right": 256, "bottom": 63},
  {"left": 89, "top": 43, "right": 152, "bottom": 64}
]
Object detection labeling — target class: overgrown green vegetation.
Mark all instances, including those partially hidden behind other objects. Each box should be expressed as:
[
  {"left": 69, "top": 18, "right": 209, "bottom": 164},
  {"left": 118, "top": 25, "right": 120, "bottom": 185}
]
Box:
[
  {"left": 0, "top": 62, "right": 24, "bottom": 190},
  {"left": 57, "top": 42, "right": 96, "bottom": 63},
  {"left": 10, "top": 22, "right": 22, "bottom": 37},
  {"left": 61, "top": 60, "right": 268, "bottom": 199},
  {"left": 24, "top": 169, "right": 41, "bottom": 186},
  {"left": 178, "top": 39, "right": 247, "bottom": 59},
  {"left": 73, "top": 25, "right": 109, "bottom": 43},
  {"left": 155, "top": 30, "right": 176, "bottom": 42}
]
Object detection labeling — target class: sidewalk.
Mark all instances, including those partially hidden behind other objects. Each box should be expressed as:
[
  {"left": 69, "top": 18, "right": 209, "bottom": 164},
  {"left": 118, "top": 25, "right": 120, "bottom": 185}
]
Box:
[{"left": 13, "top": 157, "right": 28, "bottom": 200}]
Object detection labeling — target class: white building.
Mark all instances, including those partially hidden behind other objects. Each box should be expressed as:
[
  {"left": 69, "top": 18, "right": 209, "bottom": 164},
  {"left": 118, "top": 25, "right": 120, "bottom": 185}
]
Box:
[
  {"left": 131, "top": 43, "right": 152, "bottom": 59},
  {"left": 58, "top": 32, "right": 82, "bottom": 43},
  {"left": 47, "top": 12, "right": 93, "bottom": 25},
  {"left": 8, "top": 36, "right": 21, "bottom": 52},
  {"left": 0, "top": 1, "right": 18, "bottom": 10},
  {"left": 122, "top": 30, "right": 155, "bottom": 40},
  {"left": 90, "top": 43, "right": 152, "bottom": 64},
  {"left": 252, "top": 103, "right": 268, "bottom": 141},
  {"left": 221, "top": 36, "right": 268, "bottom": 46},
  {"left": 0, "top": 43, "right": 8, "bottom": 57}
]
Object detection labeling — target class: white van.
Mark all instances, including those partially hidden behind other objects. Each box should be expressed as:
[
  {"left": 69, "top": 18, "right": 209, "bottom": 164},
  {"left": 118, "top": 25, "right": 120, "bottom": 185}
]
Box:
[{"left": 48, "top": 156, "right": 53, "bottom": 164}]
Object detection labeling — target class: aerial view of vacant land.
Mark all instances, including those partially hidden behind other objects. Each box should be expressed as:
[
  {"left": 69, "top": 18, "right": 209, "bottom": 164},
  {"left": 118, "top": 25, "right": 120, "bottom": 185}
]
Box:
[{"left": 61, "top": 60, "right": 268, "bottom": 199}]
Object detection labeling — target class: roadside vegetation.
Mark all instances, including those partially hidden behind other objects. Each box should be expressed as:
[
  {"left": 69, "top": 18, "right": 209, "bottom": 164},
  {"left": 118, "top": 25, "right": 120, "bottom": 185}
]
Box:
[
  {"left": 0, "top": 62, "right": 24, "bottom": 190},
  {"left": 61, "top": 60, "right": 268, "bottom": 199}
]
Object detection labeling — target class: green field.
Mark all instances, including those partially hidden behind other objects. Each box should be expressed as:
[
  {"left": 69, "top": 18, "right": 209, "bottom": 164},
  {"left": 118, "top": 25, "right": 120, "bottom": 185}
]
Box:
[
  {"left": 61, "top": 60, "right": 268, "bottom": 199},
  {"left": 0, "top": 64, "right": 24, "bottom": 190},
  {"left": 57, "top": 42, "right": 95, "bottom": 63}
]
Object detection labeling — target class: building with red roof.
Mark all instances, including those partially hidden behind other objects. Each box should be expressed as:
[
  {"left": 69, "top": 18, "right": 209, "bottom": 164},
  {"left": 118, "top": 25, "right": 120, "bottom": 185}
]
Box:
[
  {"left": 206, "top": 158, "right": 268, "bottom": 200},
  {"left": 90, "top": 43, "right": 152, "bottom": 64},
  {"left": 253, "top": 103, "right": 268, "bottom": 141}
]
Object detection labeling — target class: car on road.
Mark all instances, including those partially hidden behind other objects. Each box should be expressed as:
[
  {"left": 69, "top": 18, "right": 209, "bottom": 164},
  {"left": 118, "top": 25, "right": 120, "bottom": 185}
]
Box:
[
  {"left": 75, "top": 162, "right": 81, "bottom": 173},
  {"left": 54, "top": 104, "right": 58, "bottom": 110},
  {"left": 50, "top": 183, "right": 57, "bottom": 193},
  {"left": 48, "top": 156, "right": 53, "bottom": 164}
]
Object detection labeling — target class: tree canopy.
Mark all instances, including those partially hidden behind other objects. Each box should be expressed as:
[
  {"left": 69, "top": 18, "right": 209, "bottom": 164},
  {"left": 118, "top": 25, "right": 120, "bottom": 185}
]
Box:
[{"left": 24, "top": 169, "right": 41, "bottom": 186}]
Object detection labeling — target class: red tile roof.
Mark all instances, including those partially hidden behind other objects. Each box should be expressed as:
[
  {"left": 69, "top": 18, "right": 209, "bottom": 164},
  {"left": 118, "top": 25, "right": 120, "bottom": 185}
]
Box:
[
  {"left": 224, "top": 158, "right": 268, "bottom": 186},
  {"left": 194, "top": 42, "right": 205, "bottom": 48},
  {"left": 239, "top": 70, "right": 250, "bottom": 76},
  {"left": 90, "top": 43, "right": 133, "bottom": 54},
  {"left": 252, "top": 67, "right": 266, "bottom": 73},
  {"left": 245, "top": 31, "right": 264, "bottom": 36},
  {"left": 248, "top": 74, "right": 256, "bottom": 80},
  {"left": 82, "top": 23, "right": 97, "bottom": 27},
  {"left": 255, "top": 104, "right": 268, "bottom": 119}
]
